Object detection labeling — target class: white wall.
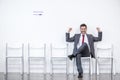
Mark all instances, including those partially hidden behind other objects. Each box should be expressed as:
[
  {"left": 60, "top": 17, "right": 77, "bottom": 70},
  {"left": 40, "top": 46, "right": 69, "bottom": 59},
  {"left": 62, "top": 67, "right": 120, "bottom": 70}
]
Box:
[{"left": 0, "top": 0, "right": 120, "bottom": 73}]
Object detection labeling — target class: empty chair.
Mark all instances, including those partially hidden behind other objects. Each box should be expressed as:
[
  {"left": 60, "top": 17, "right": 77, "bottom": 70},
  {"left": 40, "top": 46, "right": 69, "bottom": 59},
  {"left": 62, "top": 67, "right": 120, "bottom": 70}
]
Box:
[
  {"left": 28, "top": 44, "right": 46, "bottom": 80},
  {"left": 96, "top": 44, "right": 114, "bottom": 80},
  {"left": 50, "top": 44, "right": 69, "bottom": 80},
  {"left": 5, "top": 43, "right": 24, "bottom": 80}
]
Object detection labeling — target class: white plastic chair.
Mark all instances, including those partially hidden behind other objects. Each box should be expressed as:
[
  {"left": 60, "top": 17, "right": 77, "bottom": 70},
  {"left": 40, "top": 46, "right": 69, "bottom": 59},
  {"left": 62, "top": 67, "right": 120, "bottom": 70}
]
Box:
[
  {"left": 96, "top": 44, "right": 114, "bottom": 77},
  {"left": 5, "top": 43, "right": 24, "bottom": 80},
  {"left": 50, "top": 44, "right": 69, "bottom": 80},
  {"left": 28, "top": 43, "right": 46, "bottom": 80}
]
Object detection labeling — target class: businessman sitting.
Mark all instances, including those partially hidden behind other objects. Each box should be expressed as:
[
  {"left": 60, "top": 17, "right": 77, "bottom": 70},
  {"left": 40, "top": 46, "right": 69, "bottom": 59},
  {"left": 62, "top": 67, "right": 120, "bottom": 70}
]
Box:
[{"left": 66, "top": 24, "right": 102, "bottom": 78}]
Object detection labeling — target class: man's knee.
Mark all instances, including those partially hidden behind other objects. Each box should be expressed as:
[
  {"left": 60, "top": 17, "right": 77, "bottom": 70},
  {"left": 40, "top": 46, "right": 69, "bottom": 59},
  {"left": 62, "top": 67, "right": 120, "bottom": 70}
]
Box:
[{"left": 82, "top": 42, "right": 87, "bottom": 46}]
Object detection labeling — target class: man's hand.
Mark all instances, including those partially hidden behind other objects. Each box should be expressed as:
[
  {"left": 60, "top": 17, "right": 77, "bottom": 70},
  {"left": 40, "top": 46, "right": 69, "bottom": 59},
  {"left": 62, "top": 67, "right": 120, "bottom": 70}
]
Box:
[
  {"left": 68, "top": 28, "right": 72, "bottom": 33},
  {"left": 96, "top": 27, "right": 101, "bottom": 32}
]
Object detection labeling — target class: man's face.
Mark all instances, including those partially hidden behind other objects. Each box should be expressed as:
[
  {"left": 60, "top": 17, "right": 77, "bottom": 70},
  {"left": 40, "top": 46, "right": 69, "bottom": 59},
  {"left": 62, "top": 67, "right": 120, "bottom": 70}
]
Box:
[{"left": 80, "top": 26, "right": 87, "bottom": 34}]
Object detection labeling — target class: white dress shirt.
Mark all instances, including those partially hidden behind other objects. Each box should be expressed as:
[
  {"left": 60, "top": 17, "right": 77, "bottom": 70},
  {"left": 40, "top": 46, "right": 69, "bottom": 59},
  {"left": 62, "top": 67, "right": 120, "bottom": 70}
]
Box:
[{"left": 77, "top": 34, "right": 90, "bottom": 51}]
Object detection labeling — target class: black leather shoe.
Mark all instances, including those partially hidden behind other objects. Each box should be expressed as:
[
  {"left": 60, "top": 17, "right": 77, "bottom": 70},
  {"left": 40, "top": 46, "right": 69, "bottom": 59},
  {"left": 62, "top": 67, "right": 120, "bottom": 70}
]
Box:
[
  {"left": 78, "top": 73, "right": 83, "bottom": 78},
  {"left": 68, "top": 55, "right": 74, "bottom": 60}
]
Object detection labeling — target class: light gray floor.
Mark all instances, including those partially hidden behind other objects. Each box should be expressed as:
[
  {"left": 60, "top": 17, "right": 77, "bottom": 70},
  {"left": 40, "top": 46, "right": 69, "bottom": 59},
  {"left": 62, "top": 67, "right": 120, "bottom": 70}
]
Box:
[{"left": 0, "top": 73, "right": 120, "bottom": 80}]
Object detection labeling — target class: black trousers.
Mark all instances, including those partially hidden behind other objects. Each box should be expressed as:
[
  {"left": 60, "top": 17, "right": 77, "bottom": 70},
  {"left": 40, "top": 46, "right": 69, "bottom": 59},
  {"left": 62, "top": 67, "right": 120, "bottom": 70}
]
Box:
[{"left": 73, "top": 43, "right": 90, "bottom": 73}]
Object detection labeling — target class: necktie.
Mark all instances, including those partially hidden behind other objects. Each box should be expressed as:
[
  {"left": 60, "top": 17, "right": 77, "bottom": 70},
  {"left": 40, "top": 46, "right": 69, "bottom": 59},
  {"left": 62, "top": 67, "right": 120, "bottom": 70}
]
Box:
[{"left": 82, "top": 35, "right": 85, "bottom": 44}]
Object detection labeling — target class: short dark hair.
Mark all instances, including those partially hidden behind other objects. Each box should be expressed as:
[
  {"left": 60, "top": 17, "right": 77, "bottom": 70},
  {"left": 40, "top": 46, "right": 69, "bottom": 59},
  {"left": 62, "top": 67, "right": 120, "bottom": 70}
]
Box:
[{"left": 80, "top": 24, "right": 87, "bottom": 28}]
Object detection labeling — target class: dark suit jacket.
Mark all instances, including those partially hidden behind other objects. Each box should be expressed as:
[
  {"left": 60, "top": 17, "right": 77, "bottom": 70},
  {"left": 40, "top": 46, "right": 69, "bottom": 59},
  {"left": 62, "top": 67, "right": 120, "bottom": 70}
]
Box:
[{"left": 66, "top": 32, "right": 102, "bottom": 58}]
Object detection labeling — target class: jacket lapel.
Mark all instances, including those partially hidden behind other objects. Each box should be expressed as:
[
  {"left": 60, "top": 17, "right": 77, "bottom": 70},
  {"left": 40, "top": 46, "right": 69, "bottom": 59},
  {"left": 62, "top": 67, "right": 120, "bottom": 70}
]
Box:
[
  {"left": 86, "top": 34, "right": 91, "bottom": 46},
  {"left": 76, "top": 34, "right": 81, "bottom": 45}
]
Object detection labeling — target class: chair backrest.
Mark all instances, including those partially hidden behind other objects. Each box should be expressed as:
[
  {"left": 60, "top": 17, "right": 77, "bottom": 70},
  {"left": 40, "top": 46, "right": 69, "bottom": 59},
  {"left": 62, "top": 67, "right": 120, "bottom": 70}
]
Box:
[
  {"left": 50, "top": 44, "right": 68, "bottom": 58},
  {"left": 96, "top": 44, "right": 113, "bottom": 58},
  {"left": 28, "top": 43, "right": 46, "bottom": 57},
  {"left": 6, "top": 43, "right": 24, "bottom": 57}
]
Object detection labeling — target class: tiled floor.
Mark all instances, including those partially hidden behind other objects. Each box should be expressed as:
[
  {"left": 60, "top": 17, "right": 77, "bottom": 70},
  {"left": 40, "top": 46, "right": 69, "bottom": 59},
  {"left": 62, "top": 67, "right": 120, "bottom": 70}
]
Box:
[{"left": 0, "top": 73, "right": 120, "bottom": 80}]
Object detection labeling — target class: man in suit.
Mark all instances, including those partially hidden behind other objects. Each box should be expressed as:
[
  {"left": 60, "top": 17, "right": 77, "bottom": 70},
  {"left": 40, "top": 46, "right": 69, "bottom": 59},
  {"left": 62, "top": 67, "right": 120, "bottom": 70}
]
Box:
[{"left": 66, "top": 24, "right": 102, "bottom": 78}]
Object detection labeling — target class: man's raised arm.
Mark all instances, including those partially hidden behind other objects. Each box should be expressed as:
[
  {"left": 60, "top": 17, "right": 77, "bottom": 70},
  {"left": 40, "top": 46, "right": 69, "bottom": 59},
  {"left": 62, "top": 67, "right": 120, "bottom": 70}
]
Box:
[
  {"left": 93, "top": 27, "right": 102, "bottom": 42},
  {"left": 66, "top": 28, "right": 75, "bottom": 42}
]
